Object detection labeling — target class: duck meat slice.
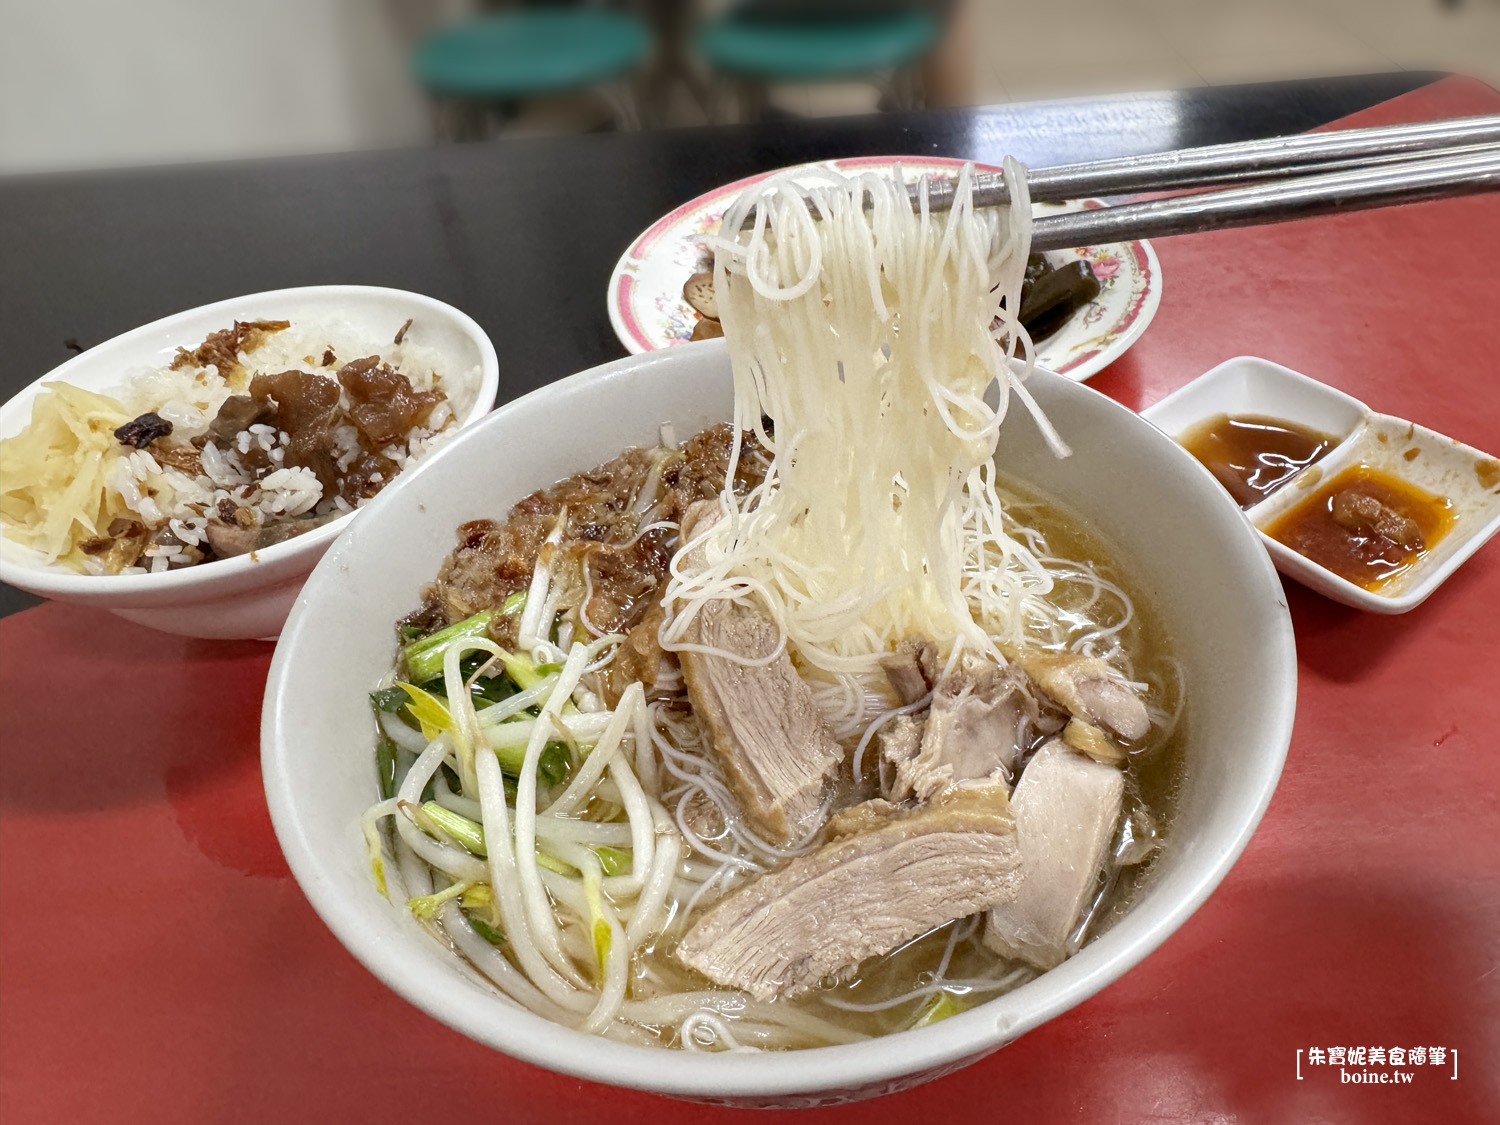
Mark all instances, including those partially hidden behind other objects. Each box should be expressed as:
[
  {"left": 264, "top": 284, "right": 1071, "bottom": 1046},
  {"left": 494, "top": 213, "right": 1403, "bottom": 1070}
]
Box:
[
  {"left": 675, "top": 785, "right": 1021, "bottom": 1000},
  {"left": 983, "top": 739, "right": 1123, "bottom": 970},
  {"left": 673, "top": 501, "right": 841, "bottom": 846},
  {"left": 879, "top": 637, "right": 938, "bottom": 706},
  {"left": 1011, "top": 648, "right": 1150, "bottom": 741},
  {"left": 605, "top": 600, "right": 678, "bottom": 705},
  {"left": 883, "top": 654, "right": 1032, "bottom": 801},
  {"left": 677, "top": 596, "right": 842, "bottom": 847},
  {"left": 876, "top": 712, "right": 925, "bottom": 801}
]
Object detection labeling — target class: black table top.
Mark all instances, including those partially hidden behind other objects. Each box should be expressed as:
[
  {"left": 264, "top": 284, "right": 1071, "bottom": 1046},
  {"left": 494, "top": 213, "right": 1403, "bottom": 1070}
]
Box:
[{"left": 0, "top": 71, "right": 1440, "bottom": 617}]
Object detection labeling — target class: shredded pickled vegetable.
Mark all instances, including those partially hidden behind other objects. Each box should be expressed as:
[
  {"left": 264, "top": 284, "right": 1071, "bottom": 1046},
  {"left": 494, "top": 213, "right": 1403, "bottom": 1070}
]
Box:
[{"left": 0, "top": 383, "right": 134, "bottom": 566}]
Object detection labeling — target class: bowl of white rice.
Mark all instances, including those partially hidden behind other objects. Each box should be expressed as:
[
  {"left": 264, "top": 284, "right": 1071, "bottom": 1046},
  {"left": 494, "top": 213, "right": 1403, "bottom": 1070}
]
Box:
[{"left": 0, "top": 286, "right": 498, "bottom": 639}]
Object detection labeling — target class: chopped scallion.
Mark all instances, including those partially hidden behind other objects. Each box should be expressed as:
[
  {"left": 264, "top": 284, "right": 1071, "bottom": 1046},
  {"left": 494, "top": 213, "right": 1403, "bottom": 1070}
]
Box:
[
  {"left": 370, "top": 686, "right": 409, "bottom": 712},
  {"left": 466, "top": 913, "right": 506, "bottom": 947},
  {"left": 420, "top": 801, "right": 486, "bottom": 855},
  {"left": 403, "top": 609, "right": 496, "bottom": 683},
  {"left": 395, "top": 681, "right": 452, "bottom": 740}
]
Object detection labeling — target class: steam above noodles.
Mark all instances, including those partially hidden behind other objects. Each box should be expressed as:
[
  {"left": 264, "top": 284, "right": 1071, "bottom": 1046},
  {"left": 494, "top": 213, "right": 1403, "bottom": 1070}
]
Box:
[{"left": 363, "top": 162, "right": 1176, "bottom": 1051}]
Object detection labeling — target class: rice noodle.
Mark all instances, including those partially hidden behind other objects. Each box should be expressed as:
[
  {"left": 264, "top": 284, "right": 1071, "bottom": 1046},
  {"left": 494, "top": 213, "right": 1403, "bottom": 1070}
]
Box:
[{"left": 661, "top": 162, "right": 1062, "bottom": 697}]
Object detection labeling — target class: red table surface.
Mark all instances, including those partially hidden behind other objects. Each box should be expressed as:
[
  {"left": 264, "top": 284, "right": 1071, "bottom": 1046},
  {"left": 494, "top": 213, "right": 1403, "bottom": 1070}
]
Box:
[{"left": 3, "top": 77, "right": 1498, "bottom": 1125}]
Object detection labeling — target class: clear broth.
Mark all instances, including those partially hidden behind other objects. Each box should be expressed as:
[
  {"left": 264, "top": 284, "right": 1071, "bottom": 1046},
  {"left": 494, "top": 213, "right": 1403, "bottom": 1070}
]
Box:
[{"left": 625, "top": 477, "right": 1186, "bottom": 1046}]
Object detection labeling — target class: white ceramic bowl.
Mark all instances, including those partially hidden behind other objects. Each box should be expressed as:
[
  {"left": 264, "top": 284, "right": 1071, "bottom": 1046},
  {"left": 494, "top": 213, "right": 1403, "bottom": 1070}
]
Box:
[
  {"left": 0, "top": 286, "right": 498, "bottom": 639},
  {"left": 262, "top": 340, "right": 1295, "bottom": 1106}
]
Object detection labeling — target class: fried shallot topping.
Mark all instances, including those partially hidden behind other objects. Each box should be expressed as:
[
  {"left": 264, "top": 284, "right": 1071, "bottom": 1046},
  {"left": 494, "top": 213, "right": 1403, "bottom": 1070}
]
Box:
[{"left": 170, "top": 319, "right": 290, "bottom": 377}]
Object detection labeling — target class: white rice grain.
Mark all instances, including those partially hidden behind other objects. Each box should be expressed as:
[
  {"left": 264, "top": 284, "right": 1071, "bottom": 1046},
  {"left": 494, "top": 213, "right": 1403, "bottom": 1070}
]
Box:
[{"left": 71, "top": 316, "right": 475, "bottom": 572}]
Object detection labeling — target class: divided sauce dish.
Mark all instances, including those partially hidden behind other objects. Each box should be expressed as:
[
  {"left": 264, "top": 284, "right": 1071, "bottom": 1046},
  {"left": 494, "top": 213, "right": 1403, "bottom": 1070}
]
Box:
[{"left": 1142, "top": 356, "right": 1500, "bottom": 613}]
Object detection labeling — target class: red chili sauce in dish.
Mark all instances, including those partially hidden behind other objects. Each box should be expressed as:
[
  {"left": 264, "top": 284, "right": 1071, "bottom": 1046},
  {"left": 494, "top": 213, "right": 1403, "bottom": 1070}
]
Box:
[
  {"left": 1178, "top": 413, "right": 1340, "bottom": 509},
  {"left": 1264, "top": 464, "right": 1455, "bottom": 590}
]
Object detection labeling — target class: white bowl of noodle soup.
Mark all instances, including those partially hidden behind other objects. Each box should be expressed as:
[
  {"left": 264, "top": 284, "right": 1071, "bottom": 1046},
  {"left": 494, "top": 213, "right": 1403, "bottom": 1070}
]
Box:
[
  {"left": 262, "top": 338, "right": 1295, "bottom": 1106},
  {"left": 0, "top": 286, "right": 498, "bottom": 639}
]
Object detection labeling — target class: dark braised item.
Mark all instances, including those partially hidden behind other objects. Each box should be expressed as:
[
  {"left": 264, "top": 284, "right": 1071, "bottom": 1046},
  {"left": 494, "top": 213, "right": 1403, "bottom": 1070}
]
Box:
[
  {"left": 77, "top": 519, "right": 150, "bottom": 573},
  {"left": 170, "top": 319, "right": 290, "bottom": 375},
  {"left": 204, "top": 510, "right": 341, "bottom": 558},
  {"left": 248, "top": 369, "right": 344, "bottom": 490},
  {"left": 338, "top": 357, "right": 443, "bottom": 448},
  {"left": 148, "top": 440, "right": 202, "bottom": 475},
  {"left": 339, "top": 450, "right": 400, "bottom": 505},
  {"left": 199, "top": 394, "right": 277, "bottom": 448},
  {"left": 1018, "top": 260, "right": 1102, "bottom": 342},
  {"left": 424, "top": 423, "right": 769, "bottom": 640},
  {"left": 394, "top": 318, "right": 413, "bottom": 345},
  {"left": 993, "top": 255, "right": 1102, "bottom": 344},
  {"left": 1330, "top": 489, "right": 1424, "bottom": 551},
  {"left": 683, "top": 272, "right": 718, "bottom": 319},
  {"left": 113, "top": 412, "right": 173, "bottom": 449},
  {"left": 397, "top": 597, "right": 448, "bottom": 640},
  {"left": 580, "top": 529, "right": 674, "bottom": 633},
  {"left": 1266, "top": 464, "right": 1454, "bottom": 590}
]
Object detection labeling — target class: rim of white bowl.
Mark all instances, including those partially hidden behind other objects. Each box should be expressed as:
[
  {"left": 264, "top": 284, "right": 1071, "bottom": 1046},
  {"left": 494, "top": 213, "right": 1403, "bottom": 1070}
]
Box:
[
  {"left": 262, "top": 340, "right": 1296, "bottom": 1099},
  {"left": 0, "top": 285, "right": 498, "bottom": 597}
]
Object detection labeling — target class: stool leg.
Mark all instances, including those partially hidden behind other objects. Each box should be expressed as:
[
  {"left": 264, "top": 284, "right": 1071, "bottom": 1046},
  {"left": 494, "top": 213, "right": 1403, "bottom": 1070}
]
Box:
[
  {"left": 433, "top": 98, "right": 488, "bottom": 143},
  {"left": 896, "top": 64, "right": 918, "bottom": 112},
  {"left": 708, "top": 76, "right": 732, "bottom": 125},
  {"left": 735, "top": 78, "right": 768, "bottom": 124},
  {"left": 599, "top": 79, "right": 642, "bottom": 131}
]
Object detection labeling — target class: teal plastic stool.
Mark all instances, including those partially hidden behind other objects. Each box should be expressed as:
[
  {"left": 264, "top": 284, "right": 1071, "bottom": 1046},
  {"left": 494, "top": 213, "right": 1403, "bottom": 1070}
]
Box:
[
  {"left": 696, "top": 10, "right": 938, "bottom": 84},
  {"left": 415, "top": 8, "right": 650, "bottom": 130}
]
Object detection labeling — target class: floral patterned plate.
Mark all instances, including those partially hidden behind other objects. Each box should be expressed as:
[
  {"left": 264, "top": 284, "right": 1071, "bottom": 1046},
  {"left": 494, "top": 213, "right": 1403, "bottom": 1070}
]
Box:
[{"left": 606, "top": 156, "right": 1162, "bottom": 383}]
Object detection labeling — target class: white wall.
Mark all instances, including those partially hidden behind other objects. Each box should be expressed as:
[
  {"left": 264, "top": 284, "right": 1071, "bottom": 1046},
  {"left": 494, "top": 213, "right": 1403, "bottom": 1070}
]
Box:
[{"left": 0, "top": 0, "right": 466, "bottom": 174}]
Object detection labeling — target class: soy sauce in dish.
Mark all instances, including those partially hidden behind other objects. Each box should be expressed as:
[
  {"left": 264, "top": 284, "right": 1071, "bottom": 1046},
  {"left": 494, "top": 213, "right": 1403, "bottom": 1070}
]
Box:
[
  {"left": 1264, "top": 464, "right": 1454, "bottom": 591},
  {"left": 1178, "top": 414, "right": 1339, "bottom": 508}
]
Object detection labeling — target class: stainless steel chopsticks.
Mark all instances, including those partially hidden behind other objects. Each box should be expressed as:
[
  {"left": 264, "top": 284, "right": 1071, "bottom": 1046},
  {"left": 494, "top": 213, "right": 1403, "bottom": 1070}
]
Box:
[
  {"left": 954, "top": 113, "right": 1500, "bottom": 206},
  {"left": 1028, "top": 144, "right": 1500, "bottom": 251},
  {"left": 737, "top": 115, "right": 1500, "bottom": 247}
]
